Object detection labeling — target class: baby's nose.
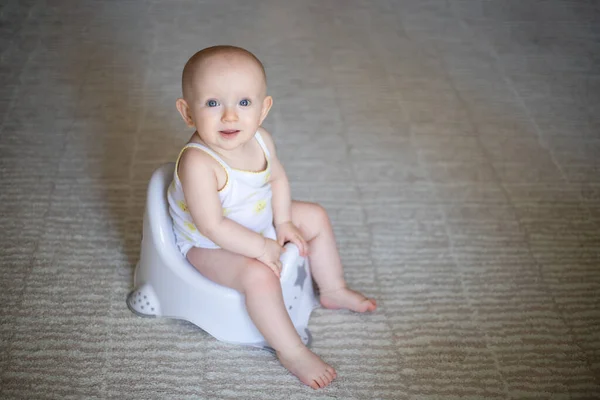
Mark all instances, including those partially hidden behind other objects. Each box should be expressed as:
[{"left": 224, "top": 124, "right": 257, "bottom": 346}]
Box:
[{"left": 221, "top": 106, "right": 238, "bottom": 122}]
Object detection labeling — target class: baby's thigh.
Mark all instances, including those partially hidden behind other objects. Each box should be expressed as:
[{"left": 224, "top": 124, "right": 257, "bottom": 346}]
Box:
[{"left": 186, "top": 247, "right": 273, "bottom": 293}]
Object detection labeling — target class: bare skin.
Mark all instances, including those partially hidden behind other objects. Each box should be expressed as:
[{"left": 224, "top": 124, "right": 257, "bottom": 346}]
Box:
[
  {"left": 290, "top": 202, "right": 377, "bottom": 313},
  {"left": 187, "top": 201, "right": 376, "bottom": 389},
  {"left": 176, "top": 46, "right": 376, "bottom": 389}
]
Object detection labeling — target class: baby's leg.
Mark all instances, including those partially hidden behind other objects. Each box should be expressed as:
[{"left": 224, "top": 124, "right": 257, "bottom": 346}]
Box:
[
  {"left": 186, "top": 247, "right": 336, "bottom": 389},
  {"left": 290, "top": 201, "right": 377, "bottom": 312}
]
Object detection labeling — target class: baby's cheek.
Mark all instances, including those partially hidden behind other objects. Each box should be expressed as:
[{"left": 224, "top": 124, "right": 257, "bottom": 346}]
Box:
[{"left": 199, "top": 106, "right": 221, "bottom": 117}]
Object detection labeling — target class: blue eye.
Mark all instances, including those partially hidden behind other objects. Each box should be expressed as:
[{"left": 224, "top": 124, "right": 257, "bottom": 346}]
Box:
[
  {"left": 206, "top": 99, "right": 219, "bottom": 107},
  {"left": 239, "top": 99, "right": 251, "bottom": 107}
]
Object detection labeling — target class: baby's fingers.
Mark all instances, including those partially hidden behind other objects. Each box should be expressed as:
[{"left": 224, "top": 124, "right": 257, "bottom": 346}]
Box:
[
  {"left": 292, "top": 234, "right": 308, "bottom": 257},
  {"left": 277, "top": 234, "right": 286, "bottom": 246},
  {"left": 299, "top": 236, "right": 309, "bottom": 257},
  {"left": 278, "top": 232, "right": 293, "bottom": 247},
  {"left": 268, "top": 261, "right": 281, "bottom": 278}
]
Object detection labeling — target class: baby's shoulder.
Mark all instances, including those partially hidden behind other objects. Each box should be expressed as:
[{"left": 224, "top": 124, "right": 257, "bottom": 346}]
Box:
[
  {"left": 257, "top": 127, "right": 277, "bottom": 156},
  {"left": 178, "top": 143, "right": 222, "bottom": 179}
]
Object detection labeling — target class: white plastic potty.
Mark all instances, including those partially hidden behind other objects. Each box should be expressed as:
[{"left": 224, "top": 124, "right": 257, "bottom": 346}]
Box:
[{"left": 127, "top": 163, "right": 319, "bottom": 349}]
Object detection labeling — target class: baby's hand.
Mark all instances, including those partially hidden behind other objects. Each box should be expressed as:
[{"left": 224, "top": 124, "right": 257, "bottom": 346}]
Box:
[
  {"left": 275, "top": 221, "right": 308, "bottom": 257},
  {"left": 257, "top": 238, "right": 284, "bottom": 278}
]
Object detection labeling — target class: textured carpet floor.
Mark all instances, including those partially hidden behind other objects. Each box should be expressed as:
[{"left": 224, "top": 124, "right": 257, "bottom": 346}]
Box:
[{"left": 1, "top": 0, "right": 599, "bottom": 399}]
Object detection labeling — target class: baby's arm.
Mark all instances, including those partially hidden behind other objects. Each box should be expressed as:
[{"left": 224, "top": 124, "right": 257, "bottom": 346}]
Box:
[
  {"left": 178, "top": 150, "right": 269, "bottom": 259},
  {"left": 259, "top": 128, "right": 308, "bottom": 256}
]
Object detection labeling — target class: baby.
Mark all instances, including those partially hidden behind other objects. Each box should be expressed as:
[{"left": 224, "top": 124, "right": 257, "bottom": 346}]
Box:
[{"left": 168, "top": 45, "right": 376, "bottom": 389}]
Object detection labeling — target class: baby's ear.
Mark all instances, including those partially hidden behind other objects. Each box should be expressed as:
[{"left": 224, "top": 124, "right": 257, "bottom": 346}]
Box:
[
  {"left": 260, "top": 96, "right": 273, "bottom": 124},
  {"left": 176, "top": 98, "right": 195, "bottom": 127}
]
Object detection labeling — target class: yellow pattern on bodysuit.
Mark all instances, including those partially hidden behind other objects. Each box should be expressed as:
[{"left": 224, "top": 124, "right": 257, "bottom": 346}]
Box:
[{"left": 254, "top": 199, "right": 267, "bottom": 215}]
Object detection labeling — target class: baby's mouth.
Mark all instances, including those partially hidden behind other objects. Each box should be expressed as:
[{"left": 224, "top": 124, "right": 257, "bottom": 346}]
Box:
[{"left": 220, "top": 129, "right": 240, "bottom": 135}]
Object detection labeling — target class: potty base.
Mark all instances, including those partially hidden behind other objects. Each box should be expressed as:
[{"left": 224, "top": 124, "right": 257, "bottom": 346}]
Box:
[{"left": 127, "top": 162, "right": 319, "bottom": 348}]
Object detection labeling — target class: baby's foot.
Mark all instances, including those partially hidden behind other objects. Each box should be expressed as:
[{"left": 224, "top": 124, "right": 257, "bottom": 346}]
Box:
[
  {"left": 277, "top": 344, "right": 337, "bottom": 389},
  {"left": 320, "top": 287, "right": 377, "bottom": 312}
]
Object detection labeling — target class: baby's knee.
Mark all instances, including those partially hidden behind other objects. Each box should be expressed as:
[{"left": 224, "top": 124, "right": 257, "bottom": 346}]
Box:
[
  {"left": 309, "top": 203, "right": 330, "bottom": 225},
  {"left": 239, "top": 260, "right": 280, "bottom": 294}
]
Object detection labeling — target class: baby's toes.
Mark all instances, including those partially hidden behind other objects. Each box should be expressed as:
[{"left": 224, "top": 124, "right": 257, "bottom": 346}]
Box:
[
  {"left": 320, "top": 373, "right": 332, "bottom": 387},
  {"left": 355, "top": 299, "right": 369, "bottom": 312},
  {"left": 316, "top": 375, "right": 327, "bottom": 388},
  {"left": 364, "top": 298, "right": 377, "bottom": 311},
  {"left": 325, "top": 367, "right": 336, "bottom": 380}
]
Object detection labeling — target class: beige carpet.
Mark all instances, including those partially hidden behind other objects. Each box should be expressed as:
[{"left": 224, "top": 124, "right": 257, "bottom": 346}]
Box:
[{"left": 1, "top": 0, "right": 599, "bottom": 398}]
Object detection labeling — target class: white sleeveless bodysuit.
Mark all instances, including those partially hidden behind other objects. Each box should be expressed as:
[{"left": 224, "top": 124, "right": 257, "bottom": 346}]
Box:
[{"left": 167, "top": 132, "right": 276, "bottom": 256}]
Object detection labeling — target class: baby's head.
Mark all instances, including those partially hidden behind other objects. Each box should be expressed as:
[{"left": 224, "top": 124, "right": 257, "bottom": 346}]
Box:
[{"left": 176, "top": 46, "right": 273, "bottom": 151}]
